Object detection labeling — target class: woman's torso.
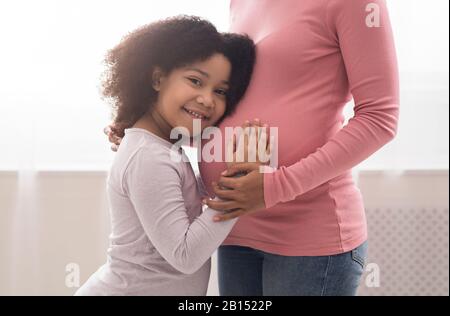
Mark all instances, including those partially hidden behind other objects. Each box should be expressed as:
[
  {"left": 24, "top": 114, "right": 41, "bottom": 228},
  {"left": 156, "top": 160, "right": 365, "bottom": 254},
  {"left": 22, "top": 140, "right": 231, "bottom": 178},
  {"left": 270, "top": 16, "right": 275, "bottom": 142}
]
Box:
[{"left": 199, "top": 0, "right": 367, "bottom": 256}]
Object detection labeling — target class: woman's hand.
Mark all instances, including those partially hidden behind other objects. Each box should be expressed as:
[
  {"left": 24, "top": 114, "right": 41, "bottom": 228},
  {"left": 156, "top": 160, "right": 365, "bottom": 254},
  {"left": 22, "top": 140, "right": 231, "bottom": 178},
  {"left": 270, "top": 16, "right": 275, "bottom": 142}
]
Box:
[
  {"left": 204, "top": 162, "right": 266, "bottom": 222},
  {"left": 103, "top": 124, "right": 122, "bottom": 152}
]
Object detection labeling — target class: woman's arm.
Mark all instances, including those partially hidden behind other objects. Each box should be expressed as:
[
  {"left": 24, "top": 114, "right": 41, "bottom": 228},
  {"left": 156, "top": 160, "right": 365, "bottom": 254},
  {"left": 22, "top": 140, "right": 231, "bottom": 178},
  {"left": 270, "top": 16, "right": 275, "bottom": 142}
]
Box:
[
  {"left": 124, "top": 147, "right": 237, "bottom": 274},
  {"left": 206, "top": 0, "right": 399, "bottom": 219},
  {"left": 263, "top": 0, "right": 399, "bottom": 208}
]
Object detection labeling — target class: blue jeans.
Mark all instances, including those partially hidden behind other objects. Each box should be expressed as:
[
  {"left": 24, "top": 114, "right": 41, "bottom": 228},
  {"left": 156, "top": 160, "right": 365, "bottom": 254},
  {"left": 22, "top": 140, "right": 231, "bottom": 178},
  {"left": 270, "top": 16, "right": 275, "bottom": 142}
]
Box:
[{"left": 218, "top": 241, "right": 368, "bottom": 296}]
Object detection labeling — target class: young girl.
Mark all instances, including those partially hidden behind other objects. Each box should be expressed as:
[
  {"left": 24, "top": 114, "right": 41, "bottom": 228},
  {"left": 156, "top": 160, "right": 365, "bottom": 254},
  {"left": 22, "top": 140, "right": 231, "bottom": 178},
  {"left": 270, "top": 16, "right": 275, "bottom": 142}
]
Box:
[{"left": 75, "top": 16, "right": 256, "bottom": 296}]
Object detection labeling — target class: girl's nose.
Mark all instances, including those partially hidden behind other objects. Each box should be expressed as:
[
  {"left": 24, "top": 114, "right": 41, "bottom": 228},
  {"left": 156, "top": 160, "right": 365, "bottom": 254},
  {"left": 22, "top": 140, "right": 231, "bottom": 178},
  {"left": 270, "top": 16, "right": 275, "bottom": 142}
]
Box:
[{"left": 196, "top": 93, "right": 214, "bottom": 108}]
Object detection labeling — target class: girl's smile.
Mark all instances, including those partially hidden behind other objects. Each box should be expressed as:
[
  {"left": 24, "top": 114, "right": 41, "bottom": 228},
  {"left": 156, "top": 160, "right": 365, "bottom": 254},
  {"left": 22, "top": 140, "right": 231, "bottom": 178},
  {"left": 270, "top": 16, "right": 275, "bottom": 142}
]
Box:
[{"left": 182, "top": 105, "right": 211, "bottom": 121}]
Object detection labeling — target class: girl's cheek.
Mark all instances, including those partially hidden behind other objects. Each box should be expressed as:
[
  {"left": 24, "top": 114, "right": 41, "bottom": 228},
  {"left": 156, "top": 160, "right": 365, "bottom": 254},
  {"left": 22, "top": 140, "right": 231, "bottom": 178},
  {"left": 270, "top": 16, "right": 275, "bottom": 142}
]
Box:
[{"left": 218, "top": 103, "right": 226, "bottom": 118}]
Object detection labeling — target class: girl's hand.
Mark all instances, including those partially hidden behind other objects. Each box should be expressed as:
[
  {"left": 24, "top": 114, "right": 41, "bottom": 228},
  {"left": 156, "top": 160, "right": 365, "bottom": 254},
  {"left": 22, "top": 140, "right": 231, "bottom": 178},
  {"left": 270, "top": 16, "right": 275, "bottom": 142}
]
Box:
[
  {"left": 204, "top": 162, "right": 266, "bottom": 222},
  {"left": 103, "top": 124, "right": 122, "bottom": 152},
  {"left": 225, "top": 119, "right": 272, "bottom": 169}
]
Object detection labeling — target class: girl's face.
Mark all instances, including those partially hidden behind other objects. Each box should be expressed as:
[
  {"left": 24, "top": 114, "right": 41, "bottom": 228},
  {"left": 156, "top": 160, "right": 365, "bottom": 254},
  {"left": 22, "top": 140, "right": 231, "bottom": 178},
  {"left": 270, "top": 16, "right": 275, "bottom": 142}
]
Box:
[{"left": 152, "top": 53, "right": 231, "bottom": 137}]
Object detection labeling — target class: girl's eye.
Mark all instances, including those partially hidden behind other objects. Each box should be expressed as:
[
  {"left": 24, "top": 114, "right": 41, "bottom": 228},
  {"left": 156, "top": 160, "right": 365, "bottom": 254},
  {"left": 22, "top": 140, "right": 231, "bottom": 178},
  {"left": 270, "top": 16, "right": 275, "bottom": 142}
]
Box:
[
  {"left": 188, "top": 78, "right": 202, "bottom": 86},
  {"left": 215, "top": 89, "right": 228, "bottom": 97}
]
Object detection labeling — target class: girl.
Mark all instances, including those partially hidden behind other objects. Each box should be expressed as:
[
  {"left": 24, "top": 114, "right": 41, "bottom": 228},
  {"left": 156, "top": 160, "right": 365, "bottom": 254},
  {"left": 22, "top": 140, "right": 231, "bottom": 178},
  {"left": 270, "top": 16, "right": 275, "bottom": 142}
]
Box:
[{"left": 76, "top": 16, "right": 256, "bottom": 296}]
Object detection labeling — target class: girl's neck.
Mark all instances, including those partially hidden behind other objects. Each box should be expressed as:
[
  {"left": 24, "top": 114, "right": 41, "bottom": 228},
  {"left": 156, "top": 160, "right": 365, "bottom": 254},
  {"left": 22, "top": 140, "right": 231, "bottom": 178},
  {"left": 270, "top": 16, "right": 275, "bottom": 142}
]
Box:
[{"left": 133, "top": 110, "right": 176, "bottom": 144}]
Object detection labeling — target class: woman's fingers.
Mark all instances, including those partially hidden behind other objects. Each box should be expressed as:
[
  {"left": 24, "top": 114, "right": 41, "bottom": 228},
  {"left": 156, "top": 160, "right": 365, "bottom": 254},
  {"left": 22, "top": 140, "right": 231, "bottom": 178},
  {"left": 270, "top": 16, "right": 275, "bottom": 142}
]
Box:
[
  {"left": 251, "top": 119, "right": 261, "bottom": 144},
  {"left": 217, "top": 176, "right": 240, "bottom": 189},
  {"left": 266, "top": 135, "right": 273, "bottom": 157},
  {"left": 225, "top": 132, "right": 235, "bottom": 164},
  {"left": 213, "top": 209, "right": 245, "bottom": 222},
  {"left": 257, "top": 125, "right": 267, "bottom": 163},
  {"left": 231, "top": 119, "right": 272, "bottom": 164},
  {"left": 211, "top": 182, "right": 237, "bottom": 200},
  {"left": 203, "top": 198, "right": 240, "bottom": 212},
  {"left": 249, "top": 120, "right": 270, "bottom": 163},
  {"left": 103, "top": 126, "right": 111, "bottom": 135},
  {"left": 104, "top": 124, "right": 122, "bottom": 152},
  {"left": 108, "top": 133, "right": 121, "bottom": 146},
  {"left": 238, "top": 120, "right": 250, "bottom": 147}
]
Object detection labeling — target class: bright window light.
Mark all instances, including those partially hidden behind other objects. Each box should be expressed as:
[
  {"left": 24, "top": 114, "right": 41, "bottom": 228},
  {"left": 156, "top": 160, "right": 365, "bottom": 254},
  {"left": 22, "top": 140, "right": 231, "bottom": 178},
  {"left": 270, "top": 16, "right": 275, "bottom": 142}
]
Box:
[{"left": 0, "top": 0, "right": 448, "bottom": 171}]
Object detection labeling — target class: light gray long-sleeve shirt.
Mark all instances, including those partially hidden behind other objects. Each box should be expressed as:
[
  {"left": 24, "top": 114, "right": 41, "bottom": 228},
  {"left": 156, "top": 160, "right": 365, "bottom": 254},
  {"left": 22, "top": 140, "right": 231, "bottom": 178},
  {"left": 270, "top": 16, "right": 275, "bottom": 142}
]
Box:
[{"left": 75, "top": 128, "right": 236, "bottom": 296}]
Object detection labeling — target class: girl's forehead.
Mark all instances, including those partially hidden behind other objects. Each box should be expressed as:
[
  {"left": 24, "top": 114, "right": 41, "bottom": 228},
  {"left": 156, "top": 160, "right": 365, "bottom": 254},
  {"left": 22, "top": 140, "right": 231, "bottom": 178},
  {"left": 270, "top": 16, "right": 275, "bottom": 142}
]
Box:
[{"left": 184, "top": 55, "right": 231, "bottom": 77}]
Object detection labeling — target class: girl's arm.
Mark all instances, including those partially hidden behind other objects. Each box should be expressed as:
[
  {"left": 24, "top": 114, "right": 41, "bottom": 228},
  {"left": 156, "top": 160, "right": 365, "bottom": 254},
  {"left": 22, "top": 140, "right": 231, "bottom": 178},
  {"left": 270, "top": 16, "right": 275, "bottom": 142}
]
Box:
[{"left": 123, "top": 146, "right": 236, "bottom": 275}]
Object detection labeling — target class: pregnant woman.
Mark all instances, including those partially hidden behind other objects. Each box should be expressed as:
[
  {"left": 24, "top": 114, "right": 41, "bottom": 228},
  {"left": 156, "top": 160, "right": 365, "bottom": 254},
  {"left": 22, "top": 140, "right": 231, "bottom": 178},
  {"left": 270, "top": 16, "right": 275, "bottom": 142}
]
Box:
[
  {"left": 202, "top": 0, "right": 399, "bottom": 296},
  {"left": 107, "top": 0, "right": 399, "bottom": 296}
]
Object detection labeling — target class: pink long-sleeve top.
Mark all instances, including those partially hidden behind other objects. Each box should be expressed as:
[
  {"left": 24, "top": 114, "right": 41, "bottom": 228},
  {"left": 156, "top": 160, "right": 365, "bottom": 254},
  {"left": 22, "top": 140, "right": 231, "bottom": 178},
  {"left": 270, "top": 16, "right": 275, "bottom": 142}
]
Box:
[{"left": 199, "top": 0, "right": 399, "bottom": 256}]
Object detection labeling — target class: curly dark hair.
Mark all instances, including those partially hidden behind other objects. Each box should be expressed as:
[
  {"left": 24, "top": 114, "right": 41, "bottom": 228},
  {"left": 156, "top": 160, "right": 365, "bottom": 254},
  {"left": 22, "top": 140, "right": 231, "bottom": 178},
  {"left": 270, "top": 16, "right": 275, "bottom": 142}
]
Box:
[{"left": 101, "top": 15, "right": 256, "bottom": 137}]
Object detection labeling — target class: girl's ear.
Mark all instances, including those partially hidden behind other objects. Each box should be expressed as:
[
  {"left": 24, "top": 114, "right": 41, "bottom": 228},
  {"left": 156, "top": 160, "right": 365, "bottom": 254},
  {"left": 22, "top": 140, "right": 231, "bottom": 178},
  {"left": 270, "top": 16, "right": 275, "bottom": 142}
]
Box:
[{"left": 152, "top": 67, "right": 166, "bottom": 91}]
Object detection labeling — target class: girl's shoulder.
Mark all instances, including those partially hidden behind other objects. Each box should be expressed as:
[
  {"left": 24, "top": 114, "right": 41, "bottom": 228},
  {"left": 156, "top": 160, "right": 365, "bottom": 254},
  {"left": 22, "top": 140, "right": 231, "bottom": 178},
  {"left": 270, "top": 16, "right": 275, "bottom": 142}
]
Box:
[
  {"left": 109, "top": 130, "right": 186, "bottom": 194},
  {"left": 121, "top": 130, "right": 183, "bottom": 169}
]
